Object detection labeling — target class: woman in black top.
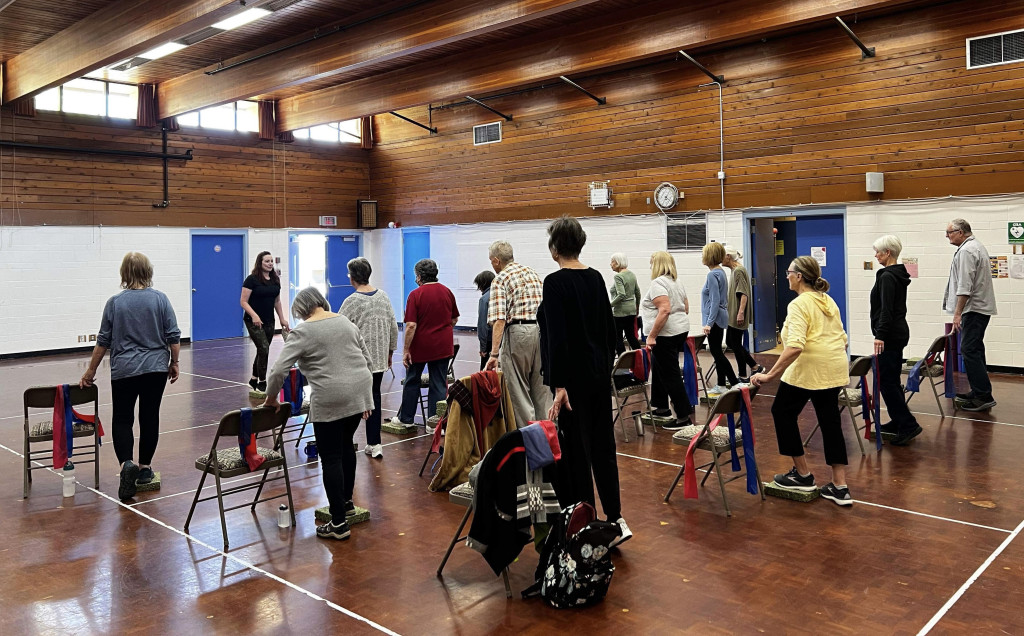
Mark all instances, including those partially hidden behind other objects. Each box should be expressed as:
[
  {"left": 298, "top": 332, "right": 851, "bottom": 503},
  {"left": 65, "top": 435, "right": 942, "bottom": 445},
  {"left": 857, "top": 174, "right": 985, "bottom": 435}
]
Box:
[
  {"left": 240, "top": 251, "right": 290, "bottom": 391},
  {"left": 869, "top": 235, "right": 921, "bottom": 446},
  {"left": 538, "top": 216, "right": 630, "bottom": 547}
]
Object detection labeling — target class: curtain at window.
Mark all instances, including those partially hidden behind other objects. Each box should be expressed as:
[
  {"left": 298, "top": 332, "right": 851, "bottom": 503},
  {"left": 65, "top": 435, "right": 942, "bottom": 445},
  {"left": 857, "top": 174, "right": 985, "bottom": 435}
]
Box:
[
  {"left": 276, "top": 130, "right": 295, "bottom": 143},
  {"left": 137, "top": 84, "right": 158, "bottom": 128},
  {"left": 12, "top": 99, "right": 36, "bottom": 117},
  {"left": 162, "top": 116, "right": 180, "bottom": 132},
  {"left": 258, "top": 100, "right": 276, "bottom": 140},
  {"left": 360, "top": 115, "right": 373, "bottom": 149}
]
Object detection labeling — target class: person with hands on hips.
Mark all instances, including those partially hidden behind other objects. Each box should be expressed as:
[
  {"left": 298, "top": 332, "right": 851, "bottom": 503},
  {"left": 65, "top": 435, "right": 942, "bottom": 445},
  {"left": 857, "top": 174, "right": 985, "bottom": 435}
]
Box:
[
  {"left": 80, "top": 252, "right": 180, "bottom": 502},
  {"left": 240, "top": 251, "right": 290, "bottom": 393}
]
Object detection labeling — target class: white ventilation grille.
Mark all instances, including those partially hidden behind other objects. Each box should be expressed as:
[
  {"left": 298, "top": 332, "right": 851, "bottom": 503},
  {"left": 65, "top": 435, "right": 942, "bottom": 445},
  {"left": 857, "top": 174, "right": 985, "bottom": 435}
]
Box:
[
  {"left": 473, "top": 122, "right": 502, "bottom": 146},
  {"left": 967, "top": 29, "right": 1024, "bottom": 69}
]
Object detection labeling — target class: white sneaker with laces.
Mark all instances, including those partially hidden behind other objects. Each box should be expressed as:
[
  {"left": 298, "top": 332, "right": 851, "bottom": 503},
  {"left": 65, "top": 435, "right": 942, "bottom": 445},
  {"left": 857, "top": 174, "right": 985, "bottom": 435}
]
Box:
[
  {"left": 363, "top": 444, "right": 373, "bottom": 456},
  {"left": 389, "top": 415, "right": 411, "bottom": 426},
  {"left": 707, "top": 385, "right": 726, "bottom": 395},
  {"left": 610, "top": 517, "right": 633, "bottom": 547},
  {"left": 369, "top": 444, "right": 383, "bottom": 459}
]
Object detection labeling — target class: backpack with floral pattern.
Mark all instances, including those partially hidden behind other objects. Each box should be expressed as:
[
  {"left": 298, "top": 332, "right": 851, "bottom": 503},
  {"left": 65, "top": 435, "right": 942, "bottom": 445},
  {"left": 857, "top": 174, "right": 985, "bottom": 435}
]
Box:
[{"left": 523, "top": 502, "right": 618, "bottom": 609}]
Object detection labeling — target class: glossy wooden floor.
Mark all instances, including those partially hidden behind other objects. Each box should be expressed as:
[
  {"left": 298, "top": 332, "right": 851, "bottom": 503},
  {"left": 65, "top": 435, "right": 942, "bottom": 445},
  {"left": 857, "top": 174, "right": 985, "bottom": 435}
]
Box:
[{"left": 2, "top": 331, "right": 1023, "bottom": 635}]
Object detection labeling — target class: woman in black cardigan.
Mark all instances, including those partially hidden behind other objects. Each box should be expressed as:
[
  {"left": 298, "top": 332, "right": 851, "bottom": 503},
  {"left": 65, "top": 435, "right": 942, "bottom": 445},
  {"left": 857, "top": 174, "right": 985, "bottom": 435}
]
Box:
[
  {"left": 538, "top": 216, "right": 631, "bottom": 547},
  {"left": 870, "top": 234, "right": 922, "bottom": 446}
]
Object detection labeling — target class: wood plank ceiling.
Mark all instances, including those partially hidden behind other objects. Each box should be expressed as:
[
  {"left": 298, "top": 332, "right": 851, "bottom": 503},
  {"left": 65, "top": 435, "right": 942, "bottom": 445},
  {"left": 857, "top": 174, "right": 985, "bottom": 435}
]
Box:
[{"left": 1, "top": 0, "right": 935, "bottom": 131}]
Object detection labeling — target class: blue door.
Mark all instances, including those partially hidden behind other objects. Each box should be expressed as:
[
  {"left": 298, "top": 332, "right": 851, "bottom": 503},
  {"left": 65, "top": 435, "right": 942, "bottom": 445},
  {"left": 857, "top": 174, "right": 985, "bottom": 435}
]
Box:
[
  {"left": 288, "top": 234, "right": 300, "bottom": 311},
  {"left": 750, "top": 218, "right": 778, "bottom": 352},
  {"left": 795, "top": 214, "right": 847, "bottom": 329},
  {"left": 325, "top": 235, "right": 361, "bottom": 312},
  {"left": 402, "top": 229, "right": 430, "bottom": 311},
  {"left": 191, "top": 234, "right": 245, "bottom": 341}
]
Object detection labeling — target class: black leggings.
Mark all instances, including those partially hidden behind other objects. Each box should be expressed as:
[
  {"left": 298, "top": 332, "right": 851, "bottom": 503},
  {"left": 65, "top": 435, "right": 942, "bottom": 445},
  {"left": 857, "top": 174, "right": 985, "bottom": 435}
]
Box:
[
  {"left": 650, "top": 332, "right": 692, "bottom": 418},
  {"left": 314, "top": 414, "right": 362, "bottom": 524},
  {"left": 555, "top": 383, "right": 621, "bottom": 520},
  {"left": 244, "top": 317, "right": 275, "bottom": 380},
  {"left": 365, "top": 372, "right": 384, "bottom": 446},
  {"left": 725, "top": 326, "right": 759, "bottom": 376},
  {"left": 111, "top": 372, "right": 168, "bottom": 466},
  {"left": 613, "top": 315, "right": 641, "bottom": 355},
  {"left": 771, "top": 382, "right": 847, "bottom": 466},
  {"left": 707, "top": 323, "right": 737, "bottom": 386},
  {"left": 877, "top": 345, "right": 918, "bottom": 433}
]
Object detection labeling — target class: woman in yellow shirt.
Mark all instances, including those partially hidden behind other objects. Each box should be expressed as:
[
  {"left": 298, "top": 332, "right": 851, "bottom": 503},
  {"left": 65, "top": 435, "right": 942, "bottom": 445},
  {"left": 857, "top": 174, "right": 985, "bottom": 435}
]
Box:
[{"left": 751, "top": 256, "right": 852, "bottom": 506}]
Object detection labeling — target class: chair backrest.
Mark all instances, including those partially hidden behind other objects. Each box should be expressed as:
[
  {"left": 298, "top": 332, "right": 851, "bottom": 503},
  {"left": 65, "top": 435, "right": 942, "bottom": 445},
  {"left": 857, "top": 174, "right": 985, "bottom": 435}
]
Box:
[
  {"left": 448, "top": 343, "right": 461, "bottom": 376},
  {"left": 215, "top": 406, "right": 291, "bottom": 439},
  {"left": 611, "top": 350, "right": 637, "bottom": 373},
  {"left": 849, "top": 355, "right": 873, "bottom": 378},
  {"left": 24, "top": 385, "right": 98, "bottom": 410},
  {"left": 925, "top": 334, "right": 947, "bottom": 357},
  {"left": 690, "top": 334, "right": 707, "bottom": 350},
  {"left": 702, "top": 385, "right": 760, "bottom": 426}
]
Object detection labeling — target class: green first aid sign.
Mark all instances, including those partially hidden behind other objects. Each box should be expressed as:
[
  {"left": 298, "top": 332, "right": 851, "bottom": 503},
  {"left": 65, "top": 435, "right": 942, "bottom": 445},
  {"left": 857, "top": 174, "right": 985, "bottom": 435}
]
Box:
[{"left": 1011, "top": 222, "right": 1024, "bottom": 244}]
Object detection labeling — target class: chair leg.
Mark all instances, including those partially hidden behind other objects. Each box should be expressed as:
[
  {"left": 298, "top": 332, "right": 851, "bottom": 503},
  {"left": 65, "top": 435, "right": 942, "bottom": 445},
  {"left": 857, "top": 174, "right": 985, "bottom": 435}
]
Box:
[
  {"left": 438, "top": 505, "right": 473, "bottom": 576},
  {"left": 419, "top": 448, "right": 435, "bottom": 477},
  {"left": 502, "top": 568, "right": 512, "bottom": 598},
  {"left": 94, "top": 431, "right": 101, "bottom": 488},
  {"left": 614, "top": 396, "right": 630, "bottom": 443},
  {"left": 213, "top": 471, "right": 230, "bottom": 550},
  {"left": 23, "top": 434, "right": 30, "bottom": 499},
  {"left": 281, "top": 456, "right": 297, "bottom": 526},
  {"left": 251, "top": 464, "right": 273, "bottom": 512},
  {"left": 664, "top": 464, "right": 686, "bottom": 502},
  {"left": 803, "top": 423, "right": 821, "bottom": 447},
  {"left": 710, "top": 445, "right": 731, "bottom": 517},
  {"left": 184, "top": 468, "right": 212, "bottom": 533},
  {"left": 929, "top": 373, "right": 945, "bottom": 417},
  {"left": 294, "top": 413, "right": 311, "bottom": 448}
]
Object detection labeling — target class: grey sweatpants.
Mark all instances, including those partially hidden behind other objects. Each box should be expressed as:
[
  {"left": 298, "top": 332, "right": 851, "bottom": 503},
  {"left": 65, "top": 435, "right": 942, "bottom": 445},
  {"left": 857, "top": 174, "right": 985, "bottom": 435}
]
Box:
[{"left": 499, "top": 323, "right": 551, "bottom": 426}]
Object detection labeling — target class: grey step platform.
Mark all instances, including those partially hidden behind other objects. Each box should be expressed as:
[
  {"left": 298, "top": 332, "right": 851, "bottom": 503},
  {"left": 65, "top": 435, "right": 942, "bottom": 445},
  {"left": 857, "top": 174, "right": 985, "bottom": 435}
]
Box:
[
  {"left": 315, "top": 505, "right": 370, "bottom": 525},
  {"left": 763, "top": 481, "right": 819, "bottom": 502}
]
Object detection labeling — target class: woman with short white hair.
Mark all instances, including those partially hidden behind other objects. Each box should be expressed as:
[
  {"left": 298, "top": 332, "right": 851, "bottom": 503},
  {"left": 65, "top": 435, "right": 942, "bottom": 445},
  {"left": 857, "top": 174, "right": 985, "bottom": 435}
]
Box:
[
  {"left": 870, "top": 234, "right": 921, "bottom": 445},
  {"left": 609, "top": 252, "right": 641, "bottom": 354}
]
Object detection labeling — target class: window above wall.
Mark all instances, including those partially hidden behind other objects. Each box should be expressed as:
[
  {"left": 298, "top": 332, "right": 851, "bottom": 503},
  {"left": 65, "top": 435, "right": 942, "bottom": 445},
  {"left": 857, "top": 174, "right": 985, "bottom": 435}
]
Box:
[
  {"left": 667, "top": 212, "right": 708, "bottom": 251},
  {"left": 291, "top": 119, "right": 361, "bottom": 144},
  {"left": 34, "top": 78, "right": 138, "bottom": 119}
]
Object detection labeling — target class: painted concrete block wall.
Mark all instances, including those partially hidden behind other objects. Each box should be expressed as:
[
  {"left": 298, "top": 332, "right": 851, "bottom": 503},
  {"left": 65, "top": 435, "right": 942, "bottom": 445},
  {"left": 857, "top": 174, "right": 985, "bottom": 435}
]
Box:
[{"left": 362, "top": 227, "right": 404, "bottom": 318}]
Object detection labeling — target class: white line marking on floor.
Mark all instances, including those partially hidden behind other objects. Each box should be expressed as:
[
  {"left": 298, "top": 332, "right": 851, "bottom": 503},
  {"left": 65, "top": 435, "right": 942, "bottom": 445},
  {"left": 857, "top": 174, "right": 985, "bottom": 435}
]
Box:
[
  {"left": 856, "top": 500, "right": 1012, "bottom": 534},
  {"left": 0, "top": 383, "right": 246, "bottom": 422},
  {"left": 0, "top": 442, "right": 400, "bottom": 636},
  {"left": 180, "top": 371, "right": 252, "bottom": 387},
  {"left": 917, "top": 517, "right": 1024, "bottom": 635}
]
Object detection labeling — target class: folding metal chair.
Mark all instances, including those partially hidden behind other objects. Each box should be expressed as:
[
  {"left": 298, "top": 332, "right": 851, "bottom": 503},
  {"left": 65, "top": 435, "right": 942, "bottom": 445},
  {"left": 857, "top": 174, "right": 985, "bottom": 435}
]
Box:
[
  {"left": 437, "top": 482, "right": 513, "bottom": 598},
  {"left": 23, "top": 385, "right": 101, "bottom": 498},
  {"left": 610, "top": 349, "right": 651, "bottom": 441},
  {"left": 184, "top": 406, "right": 295, "bottom": 550},
  {"left": 689, "top": 333, "right": 713, "bottom": 406},
  {"left": 902, "top": 335, "right": 950, "bottom": 417},
  {"left": 664, "top": 386, "right": 765, "bottom": 517},
  {"left": 418, "top": 343, "right": 460, "bottom": 424},
  {"left": 803, "top": 355, "right": 870, "bottom": 455}
]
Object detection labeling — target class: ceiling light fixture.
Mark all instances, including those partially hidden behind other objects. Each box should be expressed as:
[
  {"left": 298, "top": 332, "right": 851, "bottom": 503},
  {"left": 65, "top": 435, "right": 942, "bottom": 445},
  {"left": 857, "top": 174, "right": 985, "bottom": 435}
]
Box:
[
  {"left": 138, "top": 42, "right": 188, "bottom": 60},
  {"left": 212, "top": 7, "right": 271, "bottom": 31}
]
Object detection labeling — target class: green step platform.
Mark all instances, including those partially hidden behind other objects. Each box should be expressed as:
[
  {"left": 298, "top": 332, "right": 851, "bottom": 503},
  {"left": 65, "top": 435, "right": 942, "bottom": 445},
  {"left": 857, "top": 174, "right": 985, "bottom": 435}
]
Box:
[
  {"left": 249, "top": 390, "right": 267, "bottom": 400},
  {"left": 135, "top": 472, "right": 161, "bottom": 492},
  {"left": 763, "top": 481, "right": 819, "bottom": 502},
  {"left": 315, "top": 505, "right": 370, "bottom": 525},
  {"left": 381, "top": 420, "right": 419, "bottom": 435}
]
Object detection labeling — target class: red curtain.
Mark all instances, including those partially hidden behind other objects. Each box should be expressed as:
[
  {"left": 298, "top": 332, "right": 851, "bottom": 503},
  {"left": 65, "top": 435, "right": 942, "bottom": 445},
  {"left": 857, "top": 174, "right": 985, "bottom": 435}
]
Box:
[
  {"left": 258, "top": 100, "right": 276, "bottom": 140},
  {"left": 162, "top": 117, "right": 180, "bottom": 132},
  {"left": 360, "top": 115, "right": 373, "bottom": 149},
  {"left": 137, "top": 84, "right": 158, "bottom": 128},
  {"left": 276, "top": 130, "right": 295, "bottom": 143},
  {"left": 12, "top": 99, "right": 35, "bottom": 117}
]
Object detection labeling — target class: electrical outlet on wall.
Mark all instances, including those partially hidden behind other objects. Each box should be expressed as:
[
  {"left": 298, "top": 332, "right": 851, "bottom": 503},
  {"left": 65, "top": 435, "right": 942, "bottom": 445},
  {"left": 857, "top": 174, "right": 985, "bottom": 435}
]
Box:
[
  {"left": 88, "top": 334, "right": 96, "bottom": 342},
  {"left": 77, "top": 335, "right": 86, "bottom": 343}
]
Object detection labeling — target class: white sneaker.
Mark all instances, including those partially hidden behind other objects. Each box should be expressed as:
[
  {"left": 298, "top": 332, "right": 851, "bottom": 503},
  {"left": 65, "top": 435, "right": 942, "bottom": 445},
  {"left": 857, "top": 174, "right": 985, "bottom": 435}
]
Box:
[
  {"left": 368, "top": 444, "right": 383, "bottom": 459},
  {"left": 363, "top": 444, "right": 372, "bottom": 456},
  {"left": 389, "top": 416, "right": 411, "bottom": 426},
  {"left": 707, "top": 385, "right": 726, "bottom": 395},
  {"left": 610, "top": 517, "right": 633, "bottom": 548}
]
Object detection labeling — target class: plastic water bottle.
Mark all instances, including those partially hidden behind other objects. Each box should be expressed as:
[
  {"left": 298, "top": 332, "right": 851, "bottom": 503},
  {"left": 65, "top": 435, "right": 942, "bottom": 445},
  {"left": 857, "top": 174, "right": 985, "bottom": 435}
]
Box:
[
  {"left": 62, "top": 462, "right": 75, "bottom": 498},
  {"left": 278, "top": 504, "right": 290, "bottom": 528}
]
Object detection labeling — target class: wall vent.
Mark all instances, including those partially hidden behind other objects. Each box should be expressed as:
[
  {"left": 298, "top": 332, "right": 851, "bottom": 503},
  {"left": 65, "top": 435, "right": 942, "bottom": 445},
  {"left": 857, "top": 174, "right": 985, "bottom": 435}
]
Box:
[
  {"left": 473, "top": 122, "right": 502, "bottom": 146},
  {"left": 967, "top": 29, "right": 1024, "bottom": 69}
]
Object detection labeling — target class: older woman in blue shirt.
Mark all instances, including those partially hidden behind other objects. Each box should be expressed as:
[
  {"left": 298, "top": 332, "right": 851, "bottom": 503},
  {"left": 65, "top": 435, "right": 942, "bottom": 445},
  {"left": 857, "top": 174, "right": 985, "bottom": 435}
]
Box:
[{"left": 701, "top": 242, "right": 738, "bottom": 393}]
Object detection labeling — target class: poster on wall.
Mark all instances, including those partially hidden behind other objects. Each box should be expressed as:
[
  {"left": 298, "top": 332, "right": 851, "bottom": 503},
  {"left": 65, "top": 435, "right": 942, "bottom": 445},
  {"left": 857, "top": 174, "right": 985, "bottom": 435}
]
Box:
[
  {"left": 1010, "top": 255, "right": 1024, "bottom": 279},
  {"left": 903, "top": 257, "right": 919, "bottom": 278},
  {"left": 990, "top": 256, "right": 1009, "bottom": 278},
  {"left": 811, "top": 246, "right": 826, "bottom": 267},
  {"left": 1009, "top": 221, "right": 1024, "bottom": 244}
]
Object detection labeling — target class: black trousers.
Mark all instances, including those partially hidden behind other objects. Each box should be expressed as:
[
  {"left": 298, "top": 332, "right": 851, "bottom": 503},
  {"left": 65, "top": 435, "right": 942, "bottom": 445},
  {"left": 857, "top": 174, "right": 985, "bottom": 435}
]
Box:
[
  {"left": 725, "top": 326, "right": 759, "bottom": 376},
  {"left": 365, "top": 371, "right": 384, "bottom": 445},
  {"left": 771, "top": 382, "right": 847, "bottom": 466},
  {"left": 650, "top": 332, "right": 692, "bottom": 418},
  {"left": 314, "top": 414, "right": 362, "bottom": 524},
  {"left": 555, "top": 383, "right": 621, "bottom": 521},
  {"left": 707, "top": 323, "right": 737, "bottom": 386},
  {"left": 960, "top": 312, "right": 993, "bottom": 400},
  {"left": 877, "top": 344, "right": 918, "bottom": 433},
  {"left": 244, "top": 317, "right": 275, "bottom": 380},
  {"left": 613, "top": 315, "right": 641, "bottom": 355},
  {"left": 111, "top": 371, "right": 168, "bottom": 466}
]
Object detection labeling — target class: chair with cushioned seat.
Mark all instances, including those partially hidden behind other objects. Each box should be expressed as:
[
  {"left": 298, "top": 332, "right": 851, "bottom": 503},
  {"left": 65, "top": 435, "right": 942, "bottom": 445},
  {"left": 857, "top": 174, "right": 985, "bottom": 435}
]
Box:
[
  {"left": 23, "top": 385, "right": 101, "bottom": 498},
  {"left": 803, "top": 355, "right": 870, "bottom": 455},
  {"left": 184, "top": 406, "right": 295, "bottom": 549}
]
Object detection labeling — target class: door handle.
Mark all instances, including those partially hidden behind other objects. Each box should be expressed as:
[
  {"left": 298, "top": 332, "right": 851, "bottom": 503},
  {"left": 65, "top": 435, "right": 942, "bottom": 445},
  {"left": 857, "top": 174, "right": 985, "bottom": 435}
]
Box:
[{"left": 192, "top": 288, "right": 196, "bottom": 292}]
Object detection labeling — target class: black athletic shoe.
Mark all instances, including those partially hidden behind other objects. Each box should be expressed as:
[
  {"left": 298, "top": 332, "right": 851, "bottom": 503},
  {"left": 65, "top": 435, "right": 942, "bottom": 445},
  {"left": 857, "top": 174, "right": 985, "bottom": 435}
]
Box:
[
  {"left": 879, "top": 421, "right": 899, "bottom": 435},
  {"left": 652, "top": 408, "right": 672, "bottom": 418},
  {"left": 248, "top": 378, "right": 259, "bottom": 391},
  {"left": 136, "top": 467, "right": 155, "bottom": 484},
  {"left": 820, "top": 482, "right": 853, "bottom": 506},
  {"left": 661, "top": 418, "right": 690, "bottom": 431},
  {"left": 959, "top": 397, "right": 996, "bottom": 412},
  {"left": 891, "top": 424, "right": 923, "bottom": 446},
  {"left": 344, "top": 500, "right": 357, "bottom": 518},
  {"left": 119, "top": 461, "right": 140, "bottom": 501},
  {"left": 955, "top": 391, "right": 974, "bottom": 402},
  {"left": 773, "top": 467, "right": 816, "bottom": 492},
  {"left": 316, "top": 520, "right": 351, "bottom": 540},
  {"left": 257, "top": 380, "right": 267, "bottom": 392}
]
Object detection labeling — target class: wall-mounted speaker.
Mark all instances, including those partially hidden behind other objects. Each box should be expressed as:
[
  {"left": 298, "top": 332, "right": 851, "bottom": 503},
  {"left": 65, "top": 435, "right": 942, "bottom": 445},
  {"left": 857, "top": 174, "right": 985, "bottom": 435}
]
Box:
[
  {"left": 866, "top": 172, "right": 884, "bottom": 193},
  {"left": 357, "top": 200, "right": 378, "bottom": 228}
]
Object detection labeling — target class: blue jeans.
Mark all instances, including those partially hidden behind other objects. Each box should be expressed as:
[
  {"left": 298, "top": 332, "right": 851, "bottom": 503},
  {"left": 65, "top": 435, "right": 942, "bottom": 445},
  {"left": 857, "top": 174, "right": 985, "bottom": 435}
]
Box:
[
  {"left": 397, "top": 358, "right": 449, "bottom": 423},
  {"left": 960, "top": 312, "right": 992, "bottom": 400}
]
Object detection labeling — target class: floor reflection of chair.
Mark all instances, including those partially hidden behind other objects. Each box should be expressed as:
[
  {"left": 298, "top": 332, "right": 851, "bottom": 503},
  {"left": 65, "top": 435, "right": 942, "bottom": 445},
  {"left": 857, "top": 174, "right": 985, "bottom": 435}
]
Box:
[
  {"left": 184, "top": 406, "right": 295, "bottom": 550},
  {"left": 903, "top": 334, "right": 951, "bottom": 417},
  {"left": 23, "top": 385, "right": 101, "bottom": 498},
  {"left": 803, "top": 355, "right": 871, "bottom": 455},
  {"left": 664, "top": 386, "right": 764, "bottom": 517},
  {"left": 437, "top": 481, "right": 512, "bottom": 598}
]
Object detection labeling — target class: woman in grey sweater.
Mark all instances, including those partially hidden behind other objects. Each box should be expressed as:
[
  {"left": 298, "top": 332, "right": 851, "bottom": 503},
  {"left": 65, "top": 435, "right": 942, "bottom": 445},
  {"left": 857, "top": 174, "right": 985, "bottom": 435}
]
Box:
[
  {"left": 265, "top": 287, "right": 373, "bottom": 541},
  {"left": 609, "top": 252, "right": 641, "bottom": 354},
  {"left": 339, "top": 257, "right": 398, "bottom": 459}
]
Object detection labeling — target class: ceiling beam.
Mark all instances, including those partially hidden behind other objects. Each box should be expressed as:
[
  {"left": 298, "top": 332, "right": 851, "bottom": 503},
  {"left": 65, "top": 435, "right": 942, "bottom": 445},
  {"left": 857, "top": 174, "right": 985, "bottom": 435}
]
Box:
[
  {"left": 2, "top": 0, "right": 240, "bottom": 104},
  {"left": 157, "top": 0, "right": 604, "bottom": 119},
  {"left": 276, "top": 0, "right": 919, "bottom": 131}
]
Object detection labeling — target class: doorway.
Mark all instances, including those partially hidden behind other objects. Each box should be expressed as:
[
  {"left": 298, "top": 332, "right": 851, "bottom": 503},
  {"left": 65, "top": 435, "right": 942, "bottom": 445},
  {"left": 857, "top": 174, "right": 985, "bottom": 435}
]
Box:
[
  {"left": 288, "top": 232, "right": 362, "bottom": 315},
  {"left": 745, "top": 210, "right": 847, "bottom": 353},
  {"left": 402, "top": 228, "right": 430, "bottom": 308},
  {"left": 191, "top": 233, "right": 246, "bottom": 341}
]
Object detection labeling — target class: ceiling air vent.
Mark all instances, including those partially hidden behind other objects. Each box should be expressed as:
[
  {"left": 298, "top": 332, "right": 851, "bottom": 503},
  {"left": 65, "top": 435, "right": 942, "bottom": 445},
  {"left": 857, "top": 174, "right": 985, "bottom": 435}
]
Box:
[
  {"left": 967, "top": 29, "right": 1024, "bottom": 69},
  {"left": 473, "top": 122, "right": 502, "bottom": 146}
]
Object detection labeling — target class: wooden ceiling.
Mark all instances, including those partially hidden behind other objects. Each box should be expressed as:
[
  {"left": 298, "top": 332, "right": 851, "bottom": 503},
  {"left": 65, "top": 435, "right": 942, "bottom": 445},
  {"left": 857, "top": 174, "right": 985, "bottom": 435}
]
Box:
[{"left": 1, "top": 0, "right": 932, "bottom": 131}]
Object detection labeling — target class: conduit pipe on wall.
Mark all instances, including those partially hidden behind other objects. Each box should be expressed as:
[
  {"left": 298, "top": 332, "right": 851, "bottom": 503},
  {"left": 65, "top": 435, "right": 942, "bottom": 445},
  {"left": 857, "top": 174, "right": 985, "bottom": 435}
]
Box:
[{"left": 699, "top": 80, "right": 725, "bottom": 212}]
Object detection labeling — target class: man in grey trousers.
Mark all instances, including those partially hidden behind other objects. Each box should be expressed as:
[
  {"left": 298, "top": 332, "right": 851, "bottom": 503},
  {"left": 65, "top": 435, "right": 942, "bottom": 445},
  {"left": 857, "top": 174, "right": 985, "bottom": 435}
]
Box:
[
  {"left": 943, "top": 218, "right": 997, "bottom": 412},
  {"left": 484, "top": 241, "right": 552, "bottom": 424}
]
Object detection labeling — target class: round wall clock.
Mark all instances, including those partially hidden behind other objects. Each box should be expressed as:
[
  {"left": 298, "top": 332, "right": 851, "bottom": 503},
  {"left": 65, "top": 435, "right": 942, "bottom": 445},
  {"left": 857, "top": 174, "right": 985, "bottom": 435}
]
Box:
[{"left": 654, "top": 182, "right": 679, "bottom": 211}]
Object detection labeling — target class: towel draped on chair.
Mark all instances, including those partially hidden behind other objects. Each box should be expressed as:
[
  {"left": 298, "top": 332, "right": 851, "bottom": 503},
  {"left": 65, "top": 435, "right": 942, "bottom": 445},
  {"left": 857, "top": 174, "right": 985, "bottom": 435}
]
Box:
[
  {"left": 52, "top": 384, "right": 104, "bottom": 468},
  {"left": 683, "top": 387, "right": 758, "bottom": 499},
  {"left": 682, "top": 337, "right": 700, "bottom": 406}
]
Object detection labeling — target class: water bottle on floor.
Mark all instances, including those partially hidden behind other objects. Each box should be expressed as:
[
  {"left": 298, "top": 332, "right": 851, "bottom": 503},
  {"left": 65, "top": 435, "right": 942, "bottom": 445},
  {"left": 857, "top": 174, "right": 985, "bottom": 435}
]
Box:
[
  {"left": 278, "top": 504, "right": 290, "bottom": 528},
  {"left": 62, "top": 461, "right": 75, "bottom": 498}
]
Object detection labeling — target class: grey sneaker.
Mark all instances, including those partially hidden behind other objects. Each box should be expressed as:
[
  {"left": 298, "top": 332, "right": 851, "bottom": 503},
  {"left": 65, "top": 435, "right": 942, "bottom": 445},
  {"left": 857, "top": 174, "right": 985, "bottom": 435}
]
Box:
[
  {"left": 118, "top": 461, "right": 140, "bottom": 501},
  {"left": 820, "top": 482, "right": 853, "bottom": 506},
  {"left": 773, "top": 467, "right": 816, "bottom": 492},
  {"left": 316, "top": 520, "right": 351, "bottom": 540},
  {"left": 136, "top": 466, "right": 155, "bottom": 484},
  {"left": 959, "top": 397, "right": 996, "bottom": 412}
]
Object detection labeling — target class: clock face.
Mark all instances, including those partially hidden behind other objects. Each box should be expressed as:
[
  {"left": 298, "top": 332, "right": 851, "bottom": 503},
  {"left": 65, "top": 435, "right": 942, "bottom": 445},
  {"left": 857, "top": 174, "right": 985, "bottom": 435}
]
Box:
[{"left": 654, "top": 183, "right": 678, "bottom": 210}]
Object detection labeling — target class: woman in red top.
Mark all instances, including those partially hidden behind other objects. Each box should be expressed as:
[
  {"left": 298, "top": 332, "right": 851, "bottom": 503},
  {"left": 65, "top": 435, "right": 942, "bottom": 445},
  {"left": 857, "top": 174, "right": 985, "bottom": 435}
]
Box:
[{"left": 390, "top": 259, "right": 459, "bottom": 427}]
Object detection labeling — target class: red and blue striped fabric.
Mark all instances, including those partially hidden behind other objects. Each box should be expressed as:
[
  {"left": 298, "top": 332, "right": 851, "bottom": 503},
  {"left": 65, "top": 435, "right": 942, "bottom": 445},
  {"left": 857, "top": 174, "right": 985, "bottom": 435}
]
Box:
[
  {"left": 684, "top": 386, "right": 758, "bottom": 499},
  {"left": 281, "top": 367, "right": 305, "bottom": 416},
  {"left": 682, "top": 337, "right": 699, "bottom": 406},
  {"left": 52, "top": 384, "right": 104, "bottom": 468},
  {"left": 238, "top": 408, "right": 266, "bottom": 472}
]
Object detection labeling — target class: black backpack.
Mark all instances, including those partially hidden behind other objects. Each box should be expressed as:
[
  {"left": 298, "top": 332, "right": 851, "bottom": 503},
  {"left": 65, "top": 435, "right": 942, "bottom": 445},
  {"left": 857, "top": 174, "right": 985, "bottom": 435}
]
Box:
[{"left": 523, "top": 502, "right": 619, "bottom": 609}]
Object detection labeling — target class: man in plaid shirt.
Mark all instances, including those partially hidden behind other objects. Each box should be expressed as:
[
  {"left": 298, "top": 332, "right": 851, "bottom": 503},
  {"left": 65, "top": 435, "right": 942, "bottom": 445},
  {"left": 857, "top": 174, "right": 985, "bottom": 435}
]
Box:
[{"left": 484, "top": 240, "right": 551, "bottom": 424}]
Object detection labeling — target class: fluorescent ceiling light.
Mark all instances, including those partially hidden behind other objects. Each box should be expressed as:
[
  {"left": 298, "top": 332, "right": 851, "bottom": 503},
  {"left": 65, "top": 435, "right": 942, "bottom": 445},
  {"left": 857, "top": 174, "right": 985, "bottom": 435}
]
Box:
[
  {"left": 212, "top": 8, "right": 271, "bottom": 30},
  {"left": 138, "top": 42, "right": 188, "bottom": 60}
]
